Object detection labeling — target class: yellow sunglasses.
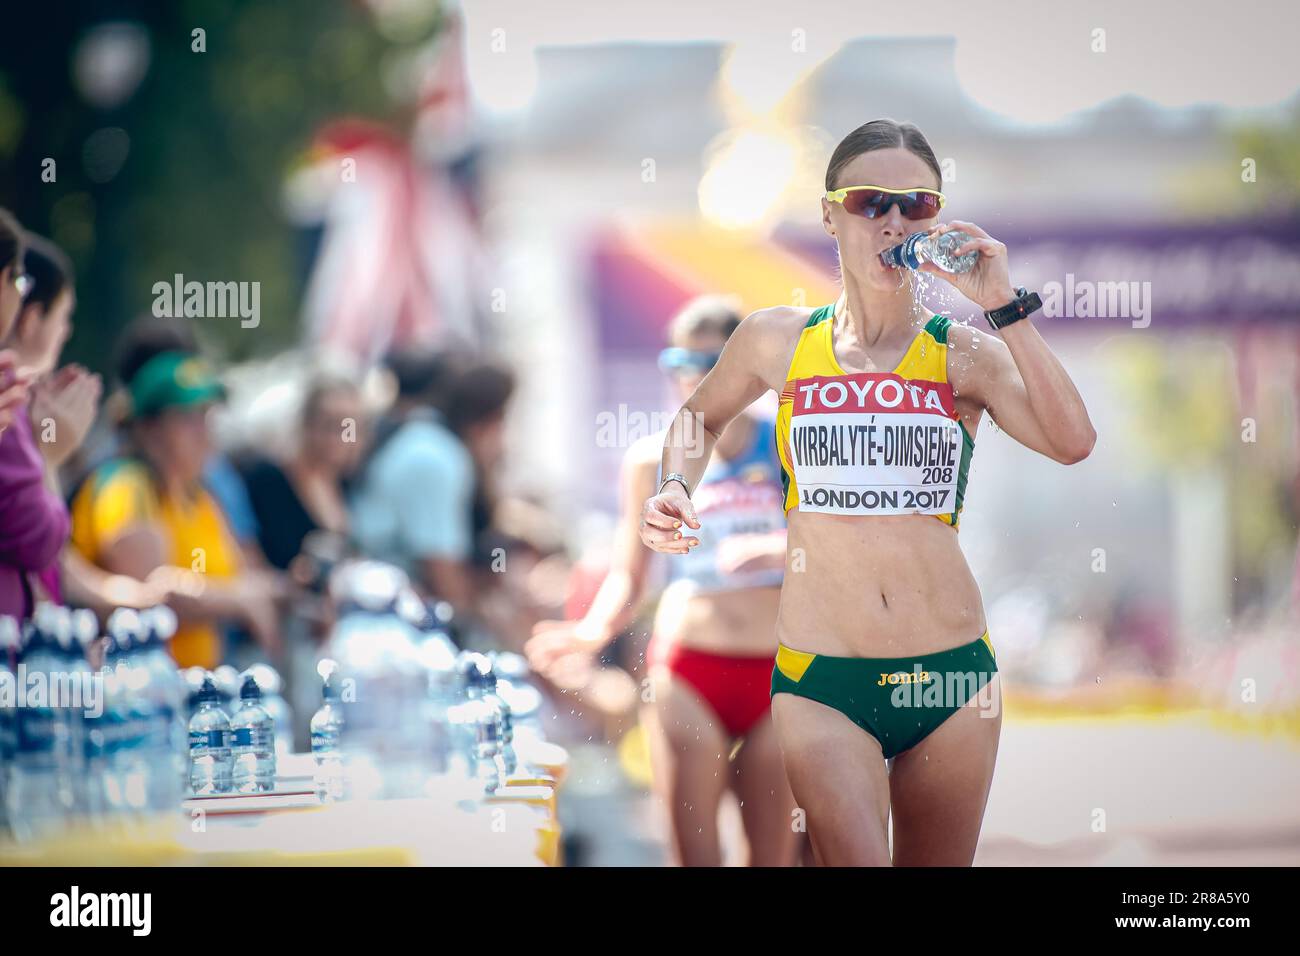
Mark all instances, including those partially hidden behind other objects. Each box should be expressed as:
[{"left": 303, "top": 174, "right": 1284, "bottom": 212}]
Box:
[{"left": 825, "top": 184, "right": 946, "bottom": 220}]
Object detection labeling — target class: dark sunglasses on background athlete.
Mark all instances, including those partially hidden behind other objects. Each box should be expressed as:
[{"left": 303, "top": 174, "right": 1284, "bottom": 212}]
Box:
[
  {"left": 825, "top": 184, "right": 946, "bottom": 221},
  {"left": 658, "top": 347, "right": 721, "bottom": 375}
]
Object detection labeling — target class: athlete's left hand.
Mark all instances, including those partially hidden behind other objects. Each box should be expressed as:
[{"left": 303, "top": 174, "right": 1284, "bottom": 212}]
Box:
[{"left": 917, "top": 221, "right": 1018, "bottom": 313}]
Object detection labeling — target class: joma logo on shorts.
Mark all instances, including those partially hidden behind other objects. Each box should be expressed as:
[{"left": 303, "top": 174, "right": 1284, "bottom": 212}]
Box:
[{"left": 878, "top": 670, "right": 931, "bottom": 686}]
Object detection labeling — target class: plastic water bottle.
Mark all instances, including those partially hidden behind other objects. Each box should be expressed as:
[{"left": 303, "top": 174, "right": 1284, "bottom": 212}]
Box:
[
  {"left": 413, "top": 604, "right": 459, "bottom": 775},
  {"left": 59, "top": 608, "right": 100, "bottom": 815},
  {"left": 230, "top": 674, "right": 276, "bottom": 793},
  {"left": 0, "top": 616, "right": 19, "bottom": 835},
  {"left": 183, "top": 666, "right": 209, "bottom": 723},
  {"left": 323, "top": 561, "right": 436, "bottom": 798},
  {"left": 7, "top": 612, "right": 69, "bottom": 840},
  {"left": 136, "top": 606, "right": 185, "bottom": 811},
  {"left": 881, "top": 229, "right": 979, "bottom": 273},
  {"left": 188, "top": 676, "right": 232, "bottom": 795},
  {"left": 448, "top": 652, "right": 505, "bottom": 793},
  {"left": 444, "top": 653, "right": 477, "bottom": 779},
  {"left": 244, "top": 664, "right": 292, "bottom": 758},
  {"left": 106, "top": 609, "right": 152, "bottom": 813},
  {"left": 42, "top": 606, "right": 85, "bottom": 814},
  {"left": 309, "top": 663, "right": 346, "bottom": 802},
  {"left": 481, "top": 656, "right": 518, "bottom": 778},
  {"left": 94, "top": 629, "right": 127, "bottom": 816}
]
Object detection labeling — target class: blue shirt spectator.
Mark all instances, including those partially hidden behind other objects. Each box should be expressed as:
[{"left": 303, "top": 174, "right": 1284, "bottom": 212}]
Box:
[
  {"left": 350, "top": 407, "right": 474, "bottom": 577},
  {"left": 205, "top": 453, "right": 260, "bottom": 545}
]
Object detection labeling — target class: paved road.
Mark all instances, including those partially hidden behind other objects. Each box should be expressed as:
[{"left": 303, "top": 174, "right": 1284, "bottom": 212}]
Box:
[
  {"left": 558, "top": 714, "right": 1300, "bottom": 866},
  {"left": 977, "top": 714, "right": 1300, "bottom": 865}
]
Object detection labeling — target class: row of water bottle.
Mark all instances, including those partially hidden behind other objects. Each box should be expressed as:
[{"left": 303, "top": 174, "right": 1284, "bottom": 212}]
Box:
[
  {"left": 0, "top": 604, "right": 186, "bottom": 841},
  {"left": 311, "top": 560, "right": 547, "bottom": 802},
  {"left": 308, "top": 647, "right": 544, "bottom": 803},
  {"left": 1, "top": 602, "right": 296, "bottom": 841},
  {"left": 446, "top": 649, "right": 542, "bottom": 796},
  {"left": 186, "top": 671, "right": 279, "bottom": 795}
]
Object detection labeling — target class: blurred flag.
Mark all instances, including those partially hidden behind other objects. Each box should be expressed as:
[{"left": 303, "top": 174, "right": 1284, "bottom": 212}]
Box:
[{"left": 291, "top": 6, "right": 485, "bottom": 362}]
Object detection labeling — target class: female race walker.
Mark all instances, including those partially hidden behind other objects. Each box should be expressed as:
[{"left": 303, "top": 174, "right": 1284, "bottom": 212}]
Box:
[
  {"left": 528, "top": 295, "right": 798, "bottom": 866},
  {"left": 638, "top": 119, "right": 1095, "bottom": 866}
]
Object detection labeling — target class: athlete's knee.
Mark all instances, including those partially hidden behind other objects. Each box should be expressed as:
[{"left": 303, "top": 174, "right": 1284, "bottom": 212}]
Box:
[{"left": 810, "top": 822, "right": 891, "bottom": 867}]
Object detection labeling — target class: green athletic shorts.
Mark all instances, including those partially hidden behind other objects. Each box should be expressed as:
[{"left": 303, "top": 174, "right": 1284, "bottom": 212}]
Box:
[{"left": 770, "top": 631, "right": 998, "bottom": 760}]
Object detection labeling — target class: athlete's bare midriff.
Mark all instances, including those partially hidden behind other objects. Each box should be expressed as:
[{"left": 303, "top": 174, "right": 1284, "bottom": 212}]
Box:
[
  {"left": 753, "top": 303, "right": 988, "bottom": 659},
  {"left": 775, "top": 509, "right": 987, "bottom": 658},
  {"left": 652, "top": 582, "right": 782, "bottom": 657}
]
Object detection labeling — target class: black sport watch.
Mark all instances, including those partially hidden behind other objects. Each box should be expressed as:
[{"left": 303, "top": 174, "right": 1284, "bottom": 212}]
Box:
[{"left": 984, "top": 286, "right": 1041, "bottom": 330}]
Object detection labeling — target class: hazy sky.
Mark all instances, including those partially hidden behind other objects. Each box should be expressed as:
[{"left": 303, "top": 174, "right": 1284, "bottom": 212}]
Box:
[{"left": 460, "top": 0, "right": 1299, "bottom": 123}]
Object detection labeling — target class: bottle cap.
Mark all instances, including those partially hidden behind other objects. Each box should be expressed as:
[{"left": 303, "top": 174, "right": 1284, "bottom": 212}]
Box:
[
  {"left": 107, "top": 607, "right": 143, "bottom": 646},
  {"left": 144, "top": 604, "right": 179, "bottom": 642},
  {"left": 395, "top": 588, "right": 433, "bottom": 630},
  {"left": 431, "top": 600, "right": 454, "bottom": 626},
  {"left": 457, "top": 650, "right": 490, "bottom": 679},
  {"left": 331, "top": 560, "right": 409, "bottom": 612},
  {"left": 240, "top": 673, "right": 262, "bottom": 701},
  {"left": 71, "top": 609, "right": 99, "bottom": 647},
  {"left": 199, "top": 674, "right": 219, "bottom": 702}
]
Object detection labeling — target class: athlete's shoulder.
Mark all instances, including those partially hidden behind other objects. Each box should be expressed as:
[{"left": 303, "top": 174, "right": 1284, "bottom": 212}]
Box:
[
  {"left": 732, "top": 306, "right": 825, "bottom": 389},
  {"left": 742, "top": 305, "right": 817, "bottom": 336},
  {"left": 942, "top": 317, "right": 1012, "bottom": 397},
  {"left": 733, "top": 305, "right": 823, "bottom": 357},
  {"left": 942, "top": 317, "right": 1007, "bottom": 356}
]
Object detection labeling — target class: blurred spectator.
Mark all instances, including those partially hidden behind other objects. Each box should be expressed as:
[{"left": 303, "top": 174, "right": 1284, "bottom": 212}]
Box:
[
  {"left": 0, "top": 221, "right": 105, "bottom": 621},
  {"left": 7, "top": 235, "right": 170, "bottom": 619},
  {"left": 7, "top": 234, "right": 74, "bottom": 378},
  {"left": 68, "top": 332, "right": 281, "bottom": 668},
  {"left": 205, "top": 454, "right": 262, "bottom": 554},
  {"left": 240, "top": 373, "right": 365, "bottom": 570},
  {"left": 0, "top": 209, "right": 32, "bottom": 439},
  {"left": 350, "top": 350, "right": 513, "bottom": 623},
  {"left": 446, "top": 360, "right": 516, "bottom": 575},
  {"left": 74, "top": 315, "right": 264, "bottom": 556},
  {"left": 1, "top": 214, "right": 92, "bottom": 620}
]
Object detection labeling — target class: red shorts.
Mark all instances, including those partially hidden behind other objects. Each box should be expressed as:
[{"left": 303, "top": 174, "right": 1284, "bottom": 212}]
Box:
[{"left": 646, "top": 638, "right": 775, "bottom": 739}]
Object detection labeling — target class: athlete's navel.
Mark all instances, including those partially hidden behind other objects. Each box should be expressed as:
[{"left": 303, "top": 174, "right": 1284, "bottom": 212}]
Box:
[{"left": 880, "top": 592, "right": 888, "bottom": 610}]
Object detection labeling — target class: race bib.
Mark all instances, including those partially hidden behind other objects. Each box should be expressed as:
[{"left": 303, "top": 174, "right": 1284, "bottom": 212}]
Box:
[
  {"left": 673, "top": 473, "right": 786, "bottom": 589},
  {"left": 788, "top": 371, "right": 962, "bottom": 516}
]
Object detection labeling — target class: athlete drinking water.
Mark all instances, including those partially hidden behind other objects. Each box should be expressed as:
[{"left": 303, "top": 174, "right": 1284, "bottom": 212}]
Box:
[
  {"left": 638, "top": 119, "right": 1095, "bottom": 866},
  {"left": 528, "top": 295, "right": 797, "bottom": 866}
]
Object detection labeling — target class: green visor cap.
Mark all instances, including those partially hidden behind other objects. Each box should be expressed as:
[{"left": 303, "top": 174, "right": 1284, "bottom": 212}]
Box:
[{"left": 129, "top": 351, "right": 226, "bottom": 418}]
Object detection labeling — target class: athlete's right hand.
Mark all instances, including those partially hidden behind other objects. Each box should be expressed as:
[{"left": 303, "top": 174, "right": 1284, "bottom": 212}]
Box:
[
  {"left": 638, "top": 488, "right": 701, "bottom": 554},
  {"left": 526, "top": 617, "right": 605, "bottom": 675}
]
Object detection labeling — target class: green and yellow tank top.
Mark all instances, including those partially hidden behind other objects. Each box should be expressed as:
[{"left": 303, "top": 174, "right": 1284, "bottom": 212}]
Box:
[{"left": 775, "top": 303, "right": 975, "bottom": 530}]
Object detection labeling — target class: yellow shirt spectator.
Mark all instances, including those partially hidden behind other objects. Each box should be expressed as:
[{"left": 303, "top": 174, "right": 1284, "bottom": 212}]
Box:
[{"left": 70, "top": 457, "right": 242, "bottom": 669}]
